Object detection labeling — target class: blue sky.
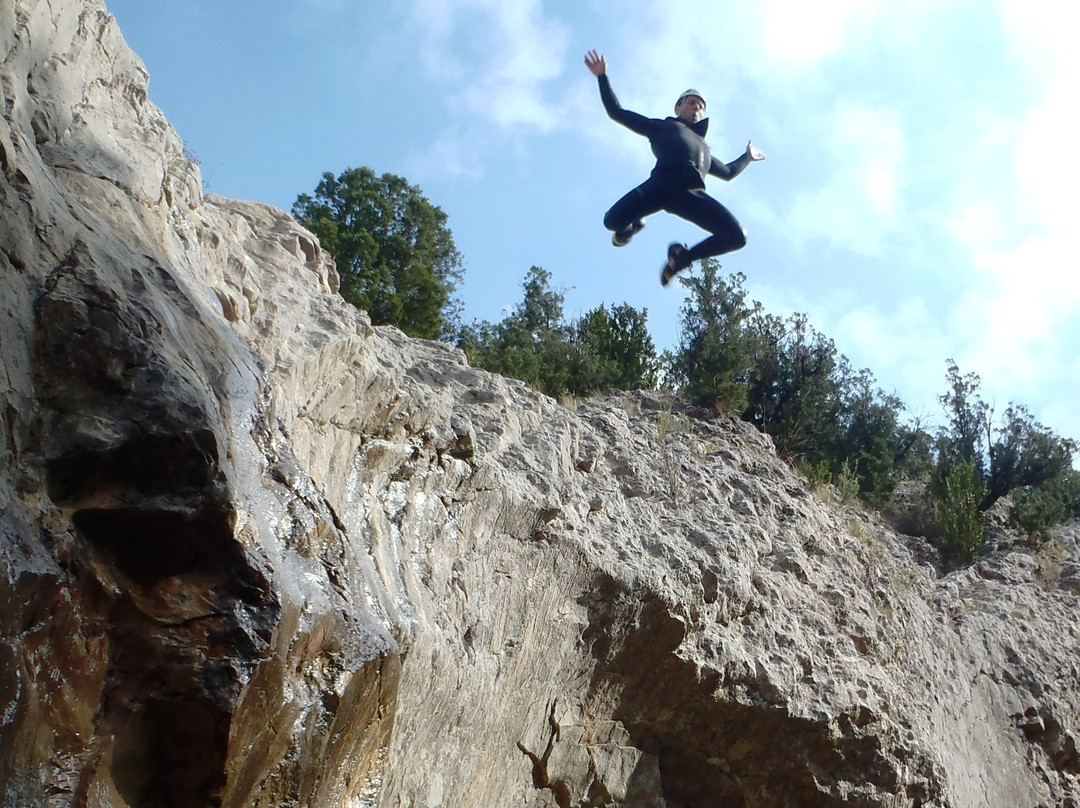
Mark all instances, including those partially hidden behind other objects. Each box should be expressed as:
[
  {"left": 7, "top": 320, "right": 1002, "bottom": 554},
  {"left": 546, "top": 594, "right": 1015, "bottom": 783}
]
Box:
[{"left": 105, "top": 0, "right": 1079, "bottom": 443}]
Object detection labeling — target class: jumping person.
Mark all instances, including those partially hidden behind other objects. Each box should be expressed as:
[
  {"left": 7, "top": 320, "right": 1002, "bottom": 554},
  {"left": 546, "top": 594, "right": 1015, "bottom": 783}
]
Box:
[{"left": 584, "top": 49, "right": 765, "bottom": 286}]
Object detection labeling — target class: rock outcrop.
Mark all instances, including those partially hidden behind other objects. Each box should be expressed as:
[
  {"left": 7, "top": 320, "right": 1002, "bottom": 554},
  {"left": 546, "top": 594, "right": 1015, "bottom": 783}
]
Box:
[{"left": 2, "top": 1, "right": 1079, "bottom": 806}]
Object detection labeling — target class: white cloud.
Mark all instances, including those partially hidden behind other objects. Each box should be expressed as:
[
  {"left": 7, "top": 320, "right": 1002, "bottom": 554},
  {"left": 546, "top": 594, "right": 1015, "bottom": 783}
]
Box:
[
  {"left": 759, "top": 0, "right": 865, "bottom": 65},
  {"left": 1012, "top": 62, "right": 1080, "bottom": 234},
  {"left": 407, "top": 0, "right": 464, "bottom": 80},
  {"left": 405, "top": 0, "right": 569, "bottom": 131},
  {"left": 782, "top": 104, "right": 907, "bottom": 254},
  {"left": 810, "top": 296, "right": 948, "bottom": 417},
  {"left": 946, "top": 199, "right": 1003, "bottom": 248},
  {"left": 837, "top": 297, "right": 940, "bottom": 365},
  {"left": 929, "top": 0, "right": 1080, "bottom": 437},
  {"left": 999, "top": 0, "right": 1080, "bottom": 79},
  {"left": 950, "top": 229, "right": 1080, "bottom": 404},
  {"left": 408, "top": 131, "right": 484, "bottom": 180},
  {"left": 995, "top": 1, "right": 1080, "bottom": 241}
]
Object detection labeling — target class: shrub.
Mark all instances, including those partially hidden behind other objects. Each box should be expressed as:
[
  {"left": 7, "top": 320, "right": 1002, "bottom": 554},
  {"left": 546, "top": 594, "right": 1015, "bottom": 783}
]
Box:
[
  {"left": 930, "top": 461, "right": 988, "bottom": 558},
  {"left": 1009, "top": 468, "right": 1080, "bottom": 541},
  {"left": 459, "top": 267, "right": 657, "bottom": 400}
]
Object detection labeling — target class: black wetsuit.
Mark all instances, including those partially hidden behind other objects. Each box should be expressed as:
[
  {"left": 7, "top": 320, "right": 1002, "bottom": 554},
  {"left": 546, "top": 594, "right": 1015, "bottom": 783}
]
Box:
[{"left": 597, "top": 74, "right": 753, "bottom": 269}]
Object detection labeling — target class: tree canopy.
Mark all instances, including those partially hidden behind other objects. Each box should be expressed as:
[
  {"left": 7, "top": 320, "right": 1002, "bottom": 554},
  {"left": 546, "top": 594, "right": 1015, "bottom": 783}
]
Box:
[
  {"left": 293, "top": 167, "right": 464, "bottom": 340},
  {"left": 932, "top": 361, "right": 1078, "bottom": 546},
  {"left": 667, "top": 262, "right": 920, "bottom": 505},
  {"left": 457, "top": 266, "right": 659, "bottom": 399}
]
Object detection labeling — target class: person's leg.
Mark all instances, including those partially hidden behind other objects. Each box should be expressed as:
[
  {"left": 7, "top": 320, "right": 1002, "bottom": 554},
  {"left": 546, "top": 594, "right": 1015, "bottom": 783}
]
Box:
[
  {"left": 664, "top": 189, "right": 746, "bottom": 267},
  {"left": 604, "top": 179, "right": 663, "bottom": 245}
]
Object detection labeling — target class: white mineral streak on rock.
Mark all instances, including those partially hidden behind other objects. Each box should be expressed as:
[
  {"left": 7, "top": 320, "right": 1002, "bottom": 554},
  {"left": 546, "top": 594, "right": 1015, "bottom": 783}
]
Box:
[{"left": 2, "top": 1, "right": 1080, "bottom": 806}]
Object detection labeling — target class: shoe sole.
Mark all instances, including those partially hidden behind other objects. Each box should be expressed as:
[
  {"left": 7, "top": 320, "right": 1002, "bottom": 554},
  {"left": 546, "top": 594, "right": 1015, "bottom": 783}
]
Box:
[
  {"left": 661, "top": 244, "right": 687, "bottom": 286},
  {"left": 612, "top": 221, "right": 645, "bottom": 247}
]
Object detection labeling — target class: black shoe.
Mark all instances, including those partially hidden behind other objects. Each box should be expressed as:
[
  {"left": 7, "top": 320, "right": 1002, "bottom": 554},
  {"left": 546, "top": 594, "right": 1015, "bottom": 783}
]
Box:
[
  {"left": 660, "top": 243, "right": 688, "bottom": 286},
  {"left": 612, "top": 219, "right": 645, "bottom": 247}
]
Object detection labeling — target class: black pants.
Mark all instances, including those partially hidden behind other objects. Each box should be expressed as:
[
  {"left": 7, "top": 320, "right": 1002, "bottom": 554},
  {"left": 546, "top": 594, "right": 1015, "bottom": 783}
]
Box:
[{"left": 604, "top": 167, "right": 746, "bottom": 267}]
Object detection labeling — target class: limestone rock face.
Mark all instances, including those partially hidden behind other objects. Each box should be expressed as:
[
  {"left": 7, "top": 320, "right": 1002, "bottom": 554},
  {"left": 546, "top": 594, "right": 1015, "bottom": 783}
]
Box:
[{"left": 2, "top": 1, "right": 1080, "bottom": 806}]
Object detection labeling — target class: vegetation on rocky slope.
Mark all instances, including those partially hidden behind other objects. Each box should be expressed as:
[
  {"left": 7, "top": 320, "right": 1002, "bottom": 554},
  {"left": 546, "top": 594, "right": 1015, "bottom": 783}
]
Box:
[{"left": 297, "top": 166, "right": 1080, "bottom": 558}]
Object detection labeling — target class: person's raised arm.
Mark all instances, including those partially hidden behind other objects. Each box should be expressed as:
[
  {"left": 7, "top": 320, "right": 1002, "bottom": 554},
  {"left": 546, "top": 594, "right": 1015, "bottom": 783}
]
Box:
[{"left": 584, "top": 49, "right": 654, "bottom": 136}]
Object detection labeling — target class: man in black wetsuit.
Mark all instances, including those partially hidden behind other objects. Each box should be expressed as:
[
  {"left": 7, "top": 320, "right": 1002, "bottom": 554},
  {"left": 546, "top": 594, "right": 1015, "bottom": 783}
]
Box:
[{"left": 584, "top": 49, "right": 765, "bottom": 286}]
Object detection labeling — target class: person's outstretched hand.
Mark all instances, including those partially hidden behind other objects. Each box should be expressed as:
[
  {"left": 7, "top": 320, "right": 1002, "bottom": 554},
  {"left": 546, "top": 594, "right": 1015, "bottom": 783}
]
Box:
[
  {"left": 746, "top": 140, "right": 766, "bottom": 161},
  {"left": 584, "top": 50, "right": 607, "bottom": 77}
]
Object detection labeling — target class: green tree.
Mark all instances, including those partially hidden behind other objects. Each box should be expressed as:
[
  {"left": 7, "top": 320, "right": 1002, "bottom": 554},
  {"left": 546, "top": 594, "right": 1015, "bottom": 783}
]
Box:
[
  {"left": 667, "top": 260, "right": 921, "bottom": 505},
  {"left": 667, "top": 262, "right": 758, "bottom": 411},
  {"left": 935, "top": 362, "right": 1076, "bottom": 509},
  {"left": 459, "top": 268, "right": 658, "bottom": 399},
  {"left": 936, "top": 361, "right": 989, "bottom": 473},
  {"left": 1010, "top": 468, "right": 1080, "bottom": 540},
  {"left": 568, "top": 303, "right": 659, "bottom": 394},
  {"left": 932, "top": 362, "right": 1078, "bottom": 549},
  {"left": 833, "top": 370, "right": 924, "bottom": 506},
  {"left": 293, "top": 167, "right": 464, "bottom": 340},
  {"left": 985, "top": 404, "right": 1075, "bottom": 511},
  {"left": 458, "top": 266, "right": 571, "bottom": 396},
  {"left": 930, "top": 460, "right": 988, "bottom": 559},
  {"left": 744, "top": 311, "right": 846, "bottom": 462}
]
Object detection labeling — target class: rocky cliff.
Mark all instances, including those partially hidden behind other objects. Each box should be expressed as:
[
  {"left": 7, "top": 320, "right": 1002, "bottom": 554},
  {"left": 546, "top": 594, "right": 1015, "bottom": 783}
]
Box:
[{"left": 2, "top": 1, "right": 1080, "bottom": 806}]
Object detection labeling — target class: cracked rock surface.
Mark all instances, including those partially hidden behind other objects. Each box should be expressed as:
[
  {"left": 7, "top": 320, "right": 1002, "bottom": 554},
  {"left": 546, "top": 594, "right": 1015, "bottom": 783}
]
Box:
[{"left": 2, "top": 1, "right": 1080, "bottom": 806}]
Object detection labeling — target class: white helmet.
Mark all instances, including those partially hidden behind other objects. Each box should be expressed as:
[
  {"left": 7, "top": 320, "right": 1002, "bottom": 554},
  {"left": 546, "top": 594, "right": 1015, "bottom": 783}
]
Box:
[{"left": 675, "top": 89, "right": 706, "bottom": 110}]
